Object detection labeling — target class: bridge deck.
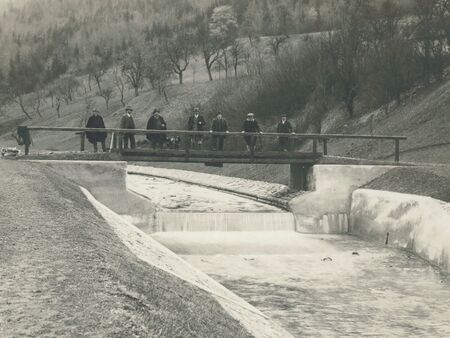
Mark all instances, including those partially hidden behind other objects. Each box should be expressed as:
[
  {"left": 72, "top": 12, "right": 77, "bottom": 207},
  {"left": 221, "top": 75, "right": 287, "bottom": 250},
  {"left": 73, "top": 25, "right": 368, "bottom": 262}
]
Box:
[{"left": 119, "top": 149, "right": 323, "bottom": 164}]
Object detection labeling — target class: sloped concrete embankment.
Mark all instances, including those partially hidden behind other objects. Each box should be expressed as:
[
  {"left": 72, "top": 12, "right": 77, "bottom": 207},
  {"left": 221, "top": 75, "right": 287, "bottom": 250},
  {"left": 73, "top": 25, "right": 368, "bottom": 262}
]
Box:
[
  {"left": 289, "top": 165, "right": 394, "bottom": 233},
  {"left": 350, "top": 189, "right": 450, "bottom": 272},
  {"left": 31, "top": 160, "right": 155, "bottom": 228},
  {"left": 23, "top": 160, "right": 292, "bottom": 336},
  {"left": 0, "top": 160, "right": 264, "bottom": 337},
  {"left": 81, "top": 187, "right": 293, "bottom": 338}
]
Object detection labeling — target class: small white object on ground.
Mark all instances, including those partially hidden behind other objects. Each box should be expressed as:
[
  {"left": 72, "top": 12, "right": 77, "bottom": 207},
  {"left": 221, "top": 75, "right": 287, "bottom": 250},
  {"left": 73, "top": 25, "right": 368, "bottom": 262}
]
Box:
[{"left": 1, "top": 147, "right": 20, "bottom": 157}]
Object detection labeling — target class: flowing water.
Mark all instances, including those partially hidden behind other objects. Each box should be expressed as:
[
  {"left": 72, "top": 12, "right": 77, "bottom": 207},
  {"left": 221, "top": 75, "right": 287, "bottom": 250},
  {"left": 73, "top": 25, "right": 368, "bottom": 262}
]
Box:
[
  {"left": 128, "top": 172, "right": 450, "bottom": 337},
  {"left": 154, "top": 232, "right": 450, "bottom": 337}
]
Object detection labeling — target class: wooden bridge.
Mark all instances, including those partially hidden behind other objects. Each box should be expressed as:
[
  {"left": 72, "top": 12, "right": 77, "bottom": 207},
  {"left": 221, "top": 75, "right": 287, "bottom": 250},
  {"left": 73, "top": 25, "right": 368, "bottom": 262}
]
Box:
[{"left": 18, "top": 126, "right": 407, "bottom": 190}]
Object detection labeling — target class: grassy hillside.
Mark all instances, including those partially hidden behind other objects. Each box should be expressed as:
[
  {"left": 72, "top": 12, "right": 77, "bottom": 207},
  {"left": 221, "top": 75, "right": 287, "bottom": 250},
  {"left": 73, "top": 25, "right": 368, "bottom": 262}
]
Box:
[
  {"left": 143, "top": 73, "right": 450, "bottom": 188},
  {"left": 0, "top": 30, "right": 449, "bottom": 188},
  {"left": 2, "top": 64, "right": 450, "bottom": 160}
]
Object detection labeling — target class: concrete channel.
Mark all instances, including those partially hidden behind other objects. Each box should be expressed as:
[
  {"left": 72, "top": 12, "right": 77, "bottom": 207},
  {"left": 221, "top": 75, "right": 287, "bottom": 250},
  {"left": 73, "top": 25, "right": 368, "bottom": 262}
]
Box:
[
  {"left": 127, "top": 172, "right": 450, "bottom": 337},
  {"left": 155, "top": 231, "right": 450, "bottom": 337},
  {"left": 37, "top": 161, "right": 450, "bottom": 337}
]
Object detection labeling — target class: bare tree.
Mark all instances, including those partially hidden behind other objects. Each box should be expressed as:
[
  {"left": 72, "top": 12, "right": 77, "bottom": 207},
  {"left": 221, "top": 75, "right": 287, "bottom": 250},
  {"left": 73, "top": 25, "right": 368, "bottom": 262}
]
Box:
[
  {"left": 414, "top": 0, "right": 450, "bottom": 83},
  {"left": 7, "top": 56, "right": 33, "bottom": 119},
  {"left": 113, "top": 66, "right": 126, "bottom": 107},
  {"left": 55, "top": 93, "right": 63, "bottom": 118},
  {"left": 98, "top": 86, "right": 113, "bottom": 111},
  {"left": 196, "top": 13, "right": 221, "bottom": 81},
  {"left": 85, "top": 45, "right": 113, "bottom": 92},
  {"left": 144, "top": 47, "right": 172, "bottom": 103},
  {"left": 230, "top": 39, "right": 244, "bottom": 77},
  {"left": 31, "top": 89, "right": 44, "bottom": 118},
  {"left": 162, "top": 30, "right": 195, "bottom": 84},
  {"left": 120, "top": 46, "right": 145, "bottom": 97},
  {"left": 327, "top": 0, "right": 368, "bottom": 118},
  {"left": 57, "top": 75, "right": 80, "bottom": 104},
  {"left": 209, "top": 5, "right": 239, "bottom": 79},
  {"left": 363, "top": 1, "right": 416, "bottom": 107},
  {"left": 268, "top": 34, "right": 289, "bottom": 57}
]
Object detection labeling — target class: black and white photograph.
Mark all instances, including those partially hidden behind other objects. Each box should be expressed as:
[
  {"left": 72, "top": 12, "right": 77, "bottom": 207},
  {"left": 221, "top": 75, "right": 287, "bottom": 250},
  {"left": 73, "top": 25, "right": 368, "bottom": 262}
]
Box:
[{"left": 0, "top": 0, "right": 449, "bottom": 337}]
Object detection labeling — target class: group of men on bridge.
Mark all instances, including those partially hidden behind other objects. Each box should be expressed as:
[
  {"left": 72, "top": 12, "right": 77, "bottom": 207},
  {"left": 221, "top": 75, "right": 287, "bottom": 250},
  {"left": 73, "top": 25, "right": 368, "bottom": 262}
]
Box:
[{"left": 85, "top": 106, "right": 295, "bottom": 153}]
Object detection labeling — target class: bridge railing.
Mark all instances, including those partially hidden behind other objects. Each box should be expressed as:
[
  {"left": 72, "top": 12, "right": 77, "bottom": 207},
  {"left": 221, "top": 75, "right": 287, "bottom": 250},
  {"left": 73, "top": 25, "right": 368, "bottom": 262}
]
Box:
[{"left": 19, "top": 126, "right": 407, "bottom": 162}]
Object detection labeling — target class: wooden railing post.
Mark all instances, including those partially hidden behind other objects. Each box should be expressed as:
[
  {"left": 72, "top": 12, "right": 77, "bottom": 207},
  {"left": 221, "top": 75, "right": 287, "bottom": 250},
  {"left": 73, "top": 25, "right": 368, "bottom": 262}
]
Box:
[
  {"left": 289, "top": 136, "right": 294, "bottom": 152},
  {"left": 110, "top": 132, "right": 117, "bottom": 152},
  {"left": 312, "top": 139, "right": 318, "bottom": 154},
  {"left": 184, "top": 133, "right": 191, "bottom": 160},
  {"left": 118, "top": 133, "right": 123, "bottom": 152},
  {"left": 322, "top": 139, "right": 328, "bottom": 155},
  {"left": 80, "top": 132, "right": 85, "bottom": 151},
  {"left": 394, "top": 139, "right": 400, "bottom": 163}
]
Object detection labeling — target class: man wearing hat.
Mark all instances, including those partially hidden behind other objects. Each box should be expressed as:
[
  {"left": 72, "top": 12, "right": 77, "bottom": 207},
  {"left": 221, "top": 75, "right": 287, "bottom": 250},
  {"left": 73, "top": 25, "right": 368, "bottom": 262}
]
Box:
[
  {"left": 85, "top": 108, "right": 107, "bottom": 152},
  {"left": 210, "top": 112, "right": 229, "bottom": 150},
  {"left": 187, "top": 107, "right": 206, "bottom": 149},
  {"left": 241, "top": 113, "right": 262, "bottom": 151},
  {"left": 146, "top": 108, "right": 167, "bottom": 149},
  {"left": 277, "top": 114, "right": 294, "bottom": 151},
  {"left": 120, "top": 106, "right": 136, "bottom": 149}
]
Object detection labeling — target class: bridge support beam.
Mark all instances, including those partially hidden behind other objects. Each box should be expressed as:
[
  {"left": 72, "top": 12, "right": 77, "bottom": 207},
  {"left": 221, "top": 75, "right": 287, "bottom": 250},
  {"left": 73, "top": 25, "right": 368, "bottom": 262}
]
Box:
[{"left": 289, "top": 163, "right": 313, "bottom": 191}]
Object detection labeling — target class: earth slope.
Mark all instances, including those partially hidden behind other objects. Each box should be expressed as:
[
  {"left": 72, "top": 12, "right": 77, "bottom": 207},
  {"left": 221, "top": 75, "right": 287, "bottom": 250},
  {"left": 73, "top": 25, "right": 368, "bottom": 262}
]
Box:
[{"left": 0, "top": 159, "right": 253, "bottom": 338}]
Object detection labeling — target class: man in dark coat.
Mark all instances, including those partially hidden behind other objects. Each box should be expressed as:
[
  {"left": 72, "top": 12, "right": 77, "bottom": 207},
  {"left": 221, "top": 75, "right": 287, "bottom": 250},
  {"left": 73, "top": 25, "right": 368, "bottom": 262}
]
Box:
[
  {"left": 146, "top": 109, "right": 167, "bottom": 149},
  {"left": 241, "top": 113, "right": 262, "bottom": 151},
  {"left": 86, "top": 108, "right": 107, "bottom": 152},
  {"left": 210, "top": 112, "right": 229, "bottom": 150},
  {"left": 277, "top": 114, "right": 294, "bottom": 151},
  {"left": 187, "top": 107, "right": 206, "bottom": 149},
  {"left": 120, "top": 106, "right": 136, "bottom": 149}
]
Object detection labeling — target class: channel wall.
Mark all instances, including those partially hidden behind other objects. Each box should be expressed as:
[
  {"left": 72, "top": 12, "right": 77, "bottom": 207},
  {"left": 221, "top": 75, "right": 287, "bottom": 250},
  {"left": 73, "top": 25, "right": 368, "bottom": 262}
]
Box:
[{"left": 351, "top": 189, "right": 450, "bottom": 272}]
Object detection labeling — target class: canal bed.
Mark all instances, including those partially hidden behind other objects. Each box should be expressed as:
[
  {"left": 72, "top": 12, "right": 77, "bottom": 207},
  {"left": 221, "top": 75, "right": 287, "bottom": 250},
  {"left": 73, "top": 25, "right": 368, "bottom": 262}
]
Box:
[
  {"left": 154, "top": 232, "right": 450, "bottom": 337},
  {"left": 128, "top": 171, "right": 450, "bottom": 337}
]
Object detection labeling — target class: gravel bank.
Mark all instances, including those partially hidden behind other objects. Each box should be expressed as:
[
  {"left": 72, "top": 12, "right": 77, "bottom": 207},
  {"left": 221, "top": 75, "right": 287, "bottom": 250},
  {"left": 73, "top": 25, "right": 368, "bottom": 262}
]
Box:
[{"left": 364, "top": 166, "right": 450, "bottom": 202}]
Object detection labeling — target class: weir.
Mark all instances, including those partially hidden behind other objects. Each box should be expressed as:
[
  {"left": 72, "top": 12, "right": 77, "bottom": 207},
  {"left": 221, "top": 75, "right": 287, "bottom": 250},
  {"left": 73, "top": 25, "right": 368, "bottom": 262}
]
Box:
[{"left": 148, "top": 212, "right": 295, "bottom": 232}]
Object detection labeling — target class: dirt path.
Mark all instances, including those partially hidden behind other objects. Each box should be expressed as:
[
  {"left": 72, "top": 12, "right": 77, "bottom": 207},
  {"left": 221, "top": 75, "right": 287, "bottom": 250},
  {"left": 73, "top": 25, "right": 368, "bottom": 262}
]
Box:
[{"left": 0, "top": 160, "right": 253, "bottom": 338}]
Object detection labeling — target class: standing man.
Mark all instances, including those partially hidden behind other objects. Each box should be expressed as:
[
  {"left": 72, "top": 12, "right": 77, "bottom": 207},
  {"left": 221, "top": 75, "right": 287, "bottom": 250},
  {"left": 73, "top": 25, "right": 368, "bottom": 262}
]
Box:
[
  {"left": 86, "top": 108, "right": 107, "bottom": 152},
  {"left": 120, "top": 106, "right": 136, "bottom": 149},
  {"left": 187, "top": 107, "right": 206, "bottom": 149},
  {"left": 277, "top": 114, "right": 294, "bottom": 151},
  {"left": 210, "top": 112, "right": 229, "bottom": 150},
  {"left": 146, "top": 109, "right": 167, "bottom": 149},
  {"left": 241, "top": 113, "right": 262, "bottom": 151}
]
